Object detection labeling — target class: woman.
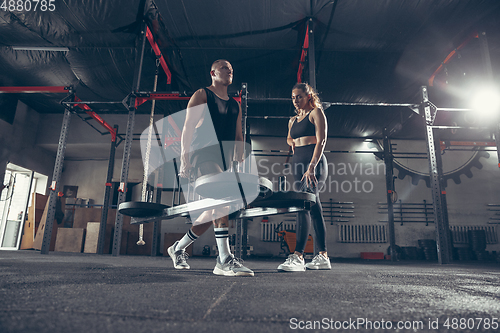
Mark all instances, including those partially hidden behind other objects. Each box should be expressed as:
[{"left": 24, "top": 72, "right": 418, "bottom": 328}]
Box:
[{"left": 277, "top": 82, "right": 331, "bottom": 271}]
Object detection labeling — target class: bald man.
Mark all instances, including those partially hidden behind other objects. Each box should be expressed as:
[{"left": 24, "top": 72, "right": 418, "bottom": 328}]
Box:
[{"left": 167, "top": 60, "right": 253, "bottom": 277}]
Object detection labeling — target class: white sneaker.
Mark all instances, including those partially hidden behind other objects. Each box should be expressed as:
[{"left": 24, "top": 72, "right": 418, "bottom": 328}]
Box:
[
  {"left": 167, "top": 241, "right": 190, "bottom": 269},
  {"left": 305, "top": 254, "right": 331, "bottom": 270},
  {"left": 277, "top": 254, "right": 306, "bottom": 272},
  {"left": 213, "top": 254, "right": 254, "bottom": 277}
]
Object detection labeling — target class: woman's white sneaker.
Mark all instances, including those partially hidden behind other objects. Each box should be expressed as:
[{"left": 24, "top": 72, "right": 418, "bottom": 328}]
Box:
[
  {"left": 305, "top": 254, "right": 331, "bottom": 270},
  {"left": 277, "top": 254, "right": 306, "bottom": 272}
]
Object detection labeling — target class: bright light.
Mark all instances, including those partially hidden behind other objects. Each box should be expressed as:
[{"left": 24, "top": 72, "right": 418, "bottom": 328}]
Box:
[{"left": 470, "top": 85, "right": 500, "bottom": 117}]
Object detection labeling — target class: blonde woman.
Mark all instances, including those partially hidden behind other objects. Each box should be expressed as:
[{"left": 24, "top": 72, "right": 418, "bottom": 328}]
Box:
[{"left": 278, "top": 83, "right": 331, "bottom": 271}]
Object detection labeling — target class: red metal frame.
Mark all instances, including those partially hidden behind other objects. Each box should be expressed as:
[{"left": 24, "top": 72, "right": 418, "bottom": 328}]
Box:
[
  {"left": 164, "top": 137, "right": 181, "bottom": 147},
  {"left": 0, "top": 86, "right": 70, "bottom": 93},
  {"left": 428, "top": 31, "right": 479, "bottom": 87},
  {"left": 146, "top": 26, "right": 172, "bottom": 84},
  {"left": 234, "top": 89, "right": 242, "bottom": 104},
  {"left": 297, "top": 22, "right": 310, "bottom": 83},
  {"left": 74, "top": 96, "right": 117, "bottom": 142},
  {"left": 442, "top": 141, "right": 496, "bottom": 146},
  {"left": 166, "top": 115, "right": 182, "bottom": 136},
  {"left": 73, "top": 95, "right": 92, "bottom": 111},
  {"left": 440, "top": 140, "right": 495, "bottom": 151},
  {"left": 0, "top": 85, "right": 117, "bottom": 141},
  {"left": 164, "top": 116, "right": 181, "bottom": 148},
  {"left": 134, "top": 92, "right": 190, "bottom": 108},
  {"left": 163, "top": 113, "right": 182, "bottom": 147}
]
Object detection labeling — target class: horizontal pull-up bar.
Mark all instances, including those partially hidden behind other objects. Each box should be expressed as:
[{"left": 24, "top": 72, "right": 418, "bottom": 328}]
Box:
[
  {"left": 63, "top": 101, "right": 124, "bottom": 105},
  {"left": 431, "top": 125, "right": 490, "bottom": 130},
  {"left": 0, "top": 86, "right": 71, "bottom": 93},
  {"left": 436, "top": 107, "right": 475, "bottom": 112},
  {"left": 324, "top": 102, "right": 419, "bottom": 109},
  {"left": 134, "top": 92, "right": 190, "bottom": 108},
  {"left": 247, "top": 97, "right": 418, "bottom": 107}
]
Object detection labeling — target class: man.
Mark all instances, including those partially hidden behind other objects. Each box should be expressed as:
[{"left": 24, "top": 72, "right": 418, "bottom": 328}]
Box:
[{"left": 167, "top": 59, "right": 254, "bottom": 277}]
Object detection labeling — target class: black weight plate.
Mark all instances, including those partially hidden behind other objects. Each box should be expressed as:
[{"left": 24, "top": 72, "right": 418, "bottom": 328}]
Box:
[
  {"left": 250, "top": 191, "right": 316, "bottom": 209},
  {"left": 118, "top": 201, "right": 169, "bottom": 217}
]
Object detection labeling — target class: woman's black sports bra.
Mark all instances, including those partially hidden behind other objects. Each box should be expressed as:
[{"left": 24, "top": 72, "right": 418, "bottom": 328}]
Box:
[{"left": 289, "top": 114, "right": 316, "bottom": 139}]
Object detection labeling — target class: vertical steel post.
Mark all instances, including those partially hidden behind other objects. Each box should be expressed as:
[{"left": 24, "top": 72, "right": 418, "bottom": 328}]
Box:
[
  {"left": 234, "top": 82, "right": 249, "bottom": 259},
  {"left": 112, "top": 22, "right": 147, "bottom": 256},
  {"left": 132, "top": 23, "right": 148, "bottom": 94},
  {"left": 97, "top": 125, "right": 118, "bottom": 254},
  {"left": 41, "top": 108, "right": 71, "bottom": 254},
  {"left": 383, "top": 130, "right": 396, "bottom": 262},
  {"left": 19, "top": 171, "right": 34, "bottom": 249},
  {"left": 495, "top": 128, "right": 500, "bottom": 168},
  {"left": 241, "top": 83, "right": 249, "bottom": 173},
  {"left": 151, "top": 168, "right": 162, "bottom": 256},
  {"left": 234, "top": 218, "right": 242, "bottom": 259},
  {"left": 241, "top": 218, "right": 248, "bottom": 259},
  {"left": 478, "top": 31, "right": 494, "bottom": 81},
  {"left": 112, "top": 112, "right": 135, "bottom": 256},
  {"left": 151, "top": 117, "right": 171, "bottom": 255},
  {"left": 421, "top": 86, "right": 451, "bottom": 264},
  {"left": 478, "top": 31, "right": 500, "bottom": 167},
  {"left": 308, "top": 17, "right": 316, "bottom": 90},
  {"left": 171, "top": 158, "right": 181, "bottom": 206}
]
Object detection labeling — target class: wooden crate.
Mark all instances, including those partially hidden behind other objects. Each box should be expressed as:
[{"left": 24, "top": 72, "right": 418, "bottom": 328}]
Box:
[
  {"left": 20, "top": 193, "right": 48, "bottom": 250},
  {"left": 54, "top": 228, "right": 85, "bottom": 253},
  {"left": 83, "top": 222, "right": 113, "bottom": 254},
  {"left": 32, "top": 196, "right": 61, "bottom": 251},
  {"left": 73, "top": 208, "right": 116, "bottom": 229}
]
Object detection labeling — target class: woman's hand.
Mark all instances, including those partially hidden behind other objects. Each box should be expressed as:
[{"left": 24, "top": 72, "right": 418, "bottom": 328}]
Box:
[{"left": 301, "top": 165, "right": 317, "bottom": 189}]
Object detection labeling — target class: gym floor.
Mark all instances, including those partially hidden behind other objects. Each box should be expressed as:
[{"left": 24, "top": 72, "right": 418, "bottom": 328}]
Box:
[{"left": 0, "top": 250, "right": 499, "bottom": 333}]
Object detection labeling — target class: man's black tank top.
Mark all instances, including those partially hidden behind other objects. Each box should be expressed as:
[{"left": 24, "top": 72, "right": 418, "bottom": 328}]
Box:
[
  {"left": 191, "top": 87, "right": 240, "bottom": 151},
  {"left": 290, "top": 114, "right": 316, "bottom": 139}
]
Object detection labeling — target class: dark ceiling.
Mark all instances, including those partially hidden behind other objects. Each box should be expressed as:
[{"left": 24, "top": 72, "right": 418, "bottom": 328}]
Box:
[{"left": 1, "top": 0, "right": 500, "bottom": 141}]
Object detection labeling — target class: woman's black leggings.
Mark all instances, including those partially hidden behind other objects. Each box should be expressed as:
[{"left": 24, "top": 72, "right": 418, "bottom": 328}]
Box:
[{"left": 292, "top": 144, "right": 328, "bottom": 254}]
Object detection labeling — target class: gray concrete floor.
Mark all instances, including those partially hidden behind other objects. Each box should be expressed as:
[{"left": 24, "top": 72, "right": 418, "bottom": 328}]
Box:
[{"left": 0, "top": 250, "right": 499, "bottom": 333}]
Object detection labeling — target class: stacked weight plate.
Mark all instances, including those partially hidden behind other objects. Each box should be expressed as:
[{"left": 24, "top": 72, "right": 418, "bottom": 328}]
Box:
[
  {"left": 418, "top": 239, "right": 438, "bottom": 261},
  {"left": 468, "top": 229, "right": 488, "bottom": 261},
  {"left": 402, "top": 246, "right": 419, "bottom": 260},
  {"left": 455, "top": 247, "right": 473, "bottom": 261}
]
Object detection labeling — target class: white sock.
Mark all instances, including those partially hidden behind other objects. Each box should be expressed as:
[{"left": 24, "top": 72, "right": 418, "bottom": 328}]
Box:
[
  {"left": 175, "top": 229, "right": 199, "bottom": 252},
  {"left": 214, "top": 227, "right": 230, "bottom": 263}
]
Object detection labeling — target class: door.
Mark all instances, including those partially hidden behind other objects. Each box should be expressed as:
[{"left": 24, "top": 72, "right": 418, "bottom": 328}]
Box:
[{"left": 0, "top": 166, "right": 34, "bottom": 250}]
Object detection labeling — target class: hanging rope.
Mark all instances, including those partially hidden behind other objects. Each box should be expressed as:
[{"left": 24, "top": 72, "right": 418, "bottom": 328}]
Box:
[{"left": 138, "top": 58, "right": 160, "bottom": 246}]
